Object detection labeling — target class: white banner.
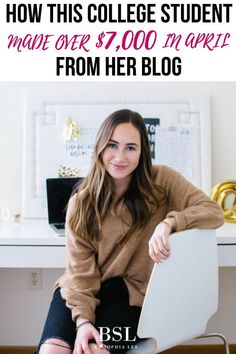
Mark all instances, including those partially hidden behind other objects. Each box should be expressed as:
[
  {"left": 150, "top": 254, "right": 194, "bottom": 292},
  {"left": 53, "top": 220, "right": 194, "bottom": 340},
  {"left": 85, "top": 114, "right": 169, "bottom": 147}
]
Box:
[{"left": 0, "top": 0, "right": 235, "bottom": 81}]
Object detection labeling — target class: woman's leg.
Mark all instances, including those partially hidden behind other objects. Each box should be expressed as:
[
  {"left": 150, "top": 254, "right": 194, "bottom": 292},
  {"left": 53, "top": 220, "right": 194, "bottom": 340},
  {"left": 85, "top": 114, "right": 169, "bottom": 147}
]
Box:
[
  {"left": 36, "top": 280, "right": 139, "bottom": 354},
  {"left": 88, "top": 344, "right": 110, "bottom": 354},
  {"left": 36, "top": 288, "right": 110, "bottom": 354},
  {"left": 39, "top": 339, "right": 72, "bottom": 354},
  {"left": 39, "top": 340, "right": 110, "bottom": 354},
  {"left": 95, "top": 278, "right": 141, "bottom": 354},
  {"left": 35, "top": 288, "right": 76, "bottom": 354}
]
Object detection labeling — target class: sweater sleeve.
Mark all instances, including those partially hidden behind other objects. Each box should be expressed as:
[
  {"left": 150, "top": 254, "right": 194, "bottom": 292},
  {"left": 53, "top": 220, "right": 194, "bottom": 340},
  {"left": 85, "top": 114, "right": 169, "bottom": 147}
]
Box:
[
  {"left": 60, "top": 194, "right": 101, "bottom": 326},
  {"left": 155, "top": 165, "right": 224, "bottom": 231}
]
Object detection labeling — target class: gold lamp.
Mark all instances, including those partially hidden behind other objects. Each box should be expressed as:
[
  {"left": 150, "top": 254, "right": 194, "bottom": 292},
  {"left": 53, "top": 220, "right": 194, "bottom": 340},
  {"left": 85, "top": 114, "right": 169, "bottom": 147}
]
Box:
[{"left": 211, "top": 181, "right": 236, "bottom": 223}]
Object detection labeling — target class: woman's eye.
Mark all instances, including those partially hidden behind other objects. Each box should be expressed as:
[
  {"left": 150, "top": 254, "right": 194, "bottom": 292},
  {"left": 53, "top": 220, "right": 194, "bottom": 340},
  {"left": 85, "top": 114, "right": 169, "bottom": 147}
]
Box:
[
  {"left": 126, "top": 146, "right": 135, "bottom": 151},
  {"left": 108, "top": 143, "right": 117, "bottom": 149}
]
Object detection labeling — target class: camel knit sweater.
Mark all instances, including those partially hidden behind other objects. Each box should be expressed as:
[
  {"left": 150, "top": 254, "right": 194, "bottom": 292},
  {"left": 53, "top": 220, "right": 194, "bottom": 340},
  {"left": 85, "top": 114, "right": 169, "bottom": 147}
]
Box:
[{"left": 56, "top": 165, "right": 224, "bottom": 326}]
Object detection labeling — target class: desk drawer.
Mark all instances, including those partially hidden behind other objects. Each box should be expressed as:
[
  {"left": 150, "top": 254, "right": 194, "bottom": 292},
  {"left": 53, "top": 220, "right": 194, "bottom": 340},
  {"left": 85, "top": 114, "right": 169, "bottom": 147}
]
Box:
[
  {"left": 218, "top": 244, "right": 236, "bottom": 267},
  {"left": 0, "top": 245, "right": 66, "bottom": 268}
]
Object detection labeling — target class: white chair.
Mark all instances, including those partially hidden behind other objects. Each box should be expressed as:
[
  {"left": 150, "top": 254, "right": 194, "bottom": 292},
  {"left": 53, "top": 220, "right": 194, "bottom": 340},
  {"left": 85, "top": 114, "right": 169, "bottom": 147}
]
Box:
[{"left": 127, "top": 229, "right": 230, "bottom": 354}]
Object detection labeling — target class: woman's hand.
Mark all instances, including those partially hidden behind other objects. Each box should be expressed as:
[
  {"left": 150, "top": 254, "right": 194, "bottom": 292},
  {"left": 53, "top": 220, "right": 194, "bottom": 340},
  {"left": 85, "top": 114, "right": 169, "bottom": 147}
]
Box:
[
  {"left": 73, "top": 322, "right": 104, "bottom": 354},
  {"left": 148, "top": 220, "right": 172, "bottom": 263}
]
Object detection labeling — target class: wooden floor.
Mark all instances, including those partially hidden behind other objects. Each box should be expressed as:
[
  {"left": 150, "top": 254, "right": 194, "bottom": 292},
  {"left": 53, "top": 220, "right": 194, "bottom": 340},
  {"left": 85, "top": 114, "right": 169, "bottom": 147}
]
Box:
[{"left": 0, "top": 345, "right": 235, "bottom": 354}]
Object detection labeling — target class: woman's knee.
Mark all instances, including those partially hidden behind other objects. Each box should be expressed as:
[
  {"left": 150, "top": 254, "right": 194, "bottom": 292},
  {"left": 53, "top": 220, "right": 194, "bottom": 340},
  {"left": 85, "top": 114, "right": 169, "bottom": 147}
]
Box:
[
  {"left": 88, "top": 343, "right": 110, "bottom": 354},
  {"left": 39, "top": 338, "right": 72, "bottom": 353}
]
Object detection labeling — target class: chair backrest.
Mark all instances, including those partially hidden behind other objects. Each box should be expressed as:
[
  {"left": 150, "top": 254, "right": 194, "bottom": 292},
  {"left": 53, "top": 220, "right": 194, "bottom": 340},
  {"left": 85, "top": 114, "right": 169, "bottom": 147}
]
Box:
[{"left": 137, "top": 229, "right": 218, "bottom": 353}]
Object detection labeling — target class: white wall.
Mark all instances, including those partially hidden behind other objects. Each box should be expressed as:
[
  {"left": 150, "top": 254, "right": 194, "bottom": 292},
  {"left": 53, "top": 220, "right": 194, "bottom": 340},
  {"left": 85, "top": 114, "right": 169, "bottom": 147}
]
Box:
[{"left": 0, "top": 82, "right": 236, "bottom": 346}]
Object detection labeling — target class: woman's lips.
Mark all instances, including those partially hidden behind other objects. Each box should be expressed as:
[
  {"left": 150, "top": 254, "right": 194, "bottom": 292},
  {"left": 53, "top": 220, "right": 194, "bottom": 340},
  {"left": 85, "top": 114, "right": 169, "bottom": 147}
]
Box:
[{"left": 112, "top": 163, "right": 128, "bottom": 170}]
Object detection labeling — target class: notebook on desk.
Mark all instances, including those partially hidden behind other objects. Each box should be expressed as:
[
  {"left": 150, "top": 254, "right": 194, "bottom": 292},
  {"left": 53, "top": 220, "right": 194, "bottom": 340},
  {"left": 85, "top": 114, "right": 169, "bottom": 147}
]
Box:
[{"left": 46, "top": 177, "right": 82, "bottom": 236}]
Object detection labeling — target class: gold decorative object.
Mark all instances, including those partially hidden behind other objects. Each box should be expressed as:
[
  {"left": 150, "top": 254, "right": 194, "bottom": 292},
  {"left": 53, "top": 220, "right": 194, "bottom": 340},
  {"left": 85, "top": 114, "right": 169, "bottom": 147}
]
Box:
[
  {"left": 58, "top": 165, "right": 80, "bottom": 178},
  {"left": 63, "top": 116, "right": 81, "bottom": 142},
  {"left": 211, "top": 181, "right": 236, "bottom": 223}
]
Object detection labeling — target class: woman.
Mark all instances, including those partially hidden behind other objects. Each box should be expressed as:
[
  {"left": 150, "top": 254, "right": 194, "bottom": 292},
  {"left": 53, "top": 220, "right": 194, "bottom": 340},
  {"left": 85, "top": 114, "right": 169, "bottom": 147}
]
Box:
[{"left": 36, "top": 109, "right": 224, "bottom": 354}]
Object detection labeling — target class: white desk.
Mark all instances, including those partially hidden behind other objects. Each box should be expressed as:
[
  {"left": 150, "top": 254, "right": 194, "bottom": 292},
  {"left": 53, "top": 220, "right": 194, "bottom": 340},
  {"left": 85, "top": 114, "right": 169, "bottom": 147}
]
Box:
[
  {"left": 0, "top": 220, "right": 235, "bottom": 268},
  {"left": 216, "top": 222, "right": 236, "bottom": 267},
  {"left": 0, "top": 220, "right": 66, "bottom": 268}
]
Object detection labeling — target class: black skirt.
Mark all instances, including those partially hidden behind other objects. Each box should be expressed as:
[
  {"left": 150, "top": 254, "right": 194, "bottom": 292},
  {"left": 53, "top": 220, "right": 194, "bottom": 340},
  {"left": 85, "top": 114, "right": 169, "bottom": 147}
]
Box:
[{"left": 35, "top": 277, "right": 141, "bottom": 354}]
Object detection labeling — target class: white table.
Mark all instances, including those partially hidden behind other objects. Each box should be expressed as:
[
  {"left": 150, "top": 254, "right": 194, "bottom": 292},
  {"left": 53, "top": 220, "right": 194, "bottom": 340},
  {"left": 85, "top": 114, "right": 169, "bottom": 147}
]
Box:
[
  {"left": 216, "top": 222, "right": 236, "bottom": 266},
  {"left": 0, "top": 220, "right": 66, "bottom": 268},
  {"left": 0, "top": 220, "right": 235, "bottom": 268}
]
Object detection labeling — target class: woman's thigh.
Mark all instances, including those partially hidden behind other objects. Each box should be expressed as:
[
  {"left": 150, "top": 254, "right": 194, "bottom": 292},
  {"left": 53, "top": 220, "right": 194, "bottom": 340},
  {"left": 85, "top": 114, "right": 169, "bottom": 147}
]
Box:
[{"left": 95, "top": 278, "right": 141, "bottom": 354}]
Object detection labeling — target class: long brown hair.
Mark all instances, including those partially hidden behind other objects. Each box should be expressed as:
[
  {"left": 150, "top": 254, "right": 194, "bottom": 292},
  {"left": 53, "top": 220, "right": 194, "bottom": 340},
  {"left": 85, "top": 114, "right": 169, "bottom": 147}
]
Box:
[{"left": 69, "top": 109, "right": 166, "bottom": 240}]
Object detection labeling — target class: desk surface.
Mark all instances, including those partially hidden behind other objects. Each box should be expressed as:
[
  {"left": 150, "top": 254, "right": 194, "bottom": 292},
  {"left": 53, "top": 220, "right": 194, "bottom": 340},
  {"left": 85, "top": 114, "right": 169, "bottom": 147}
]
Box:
[
  {"left": 0, "top": 219, "right": 235, "bottom": 268},
  {"left": 0, "top": 219, "right": 235, "bottom": 244},
  {"left": 216, "top": 222, "right": 236, "bottom": 244},
  {"left": 0, "top": 219, "right": 65, "bottom": 245}
]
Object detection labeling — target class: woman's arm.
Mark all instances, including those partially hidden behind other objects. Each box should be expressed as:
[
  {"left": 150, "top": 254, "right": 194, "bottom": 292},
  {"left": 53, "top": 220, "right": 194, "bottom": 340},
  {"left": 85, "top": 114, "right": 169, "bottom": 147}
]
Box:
[
  {"left": 59, "top": 194, "right": 105, "bottom": 352},
  {"left": 60, "top": 194, "right": 101, "bottom": 325},
  {"left": 156, "top": 165, "right": 224, "bottom": 231},
  {"left": 149, "top": 165, "right": 224, "bottom": 263}
]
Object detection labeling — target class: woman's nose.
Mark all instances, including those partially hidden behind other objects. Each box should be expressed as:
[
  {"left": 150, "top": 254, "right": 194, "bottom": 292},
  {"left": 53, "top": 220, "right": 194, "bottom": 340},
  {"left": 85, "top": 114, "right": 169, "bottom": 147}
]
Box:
[{"left": 114, "top": 148, "right": 125, "bottom": 160}]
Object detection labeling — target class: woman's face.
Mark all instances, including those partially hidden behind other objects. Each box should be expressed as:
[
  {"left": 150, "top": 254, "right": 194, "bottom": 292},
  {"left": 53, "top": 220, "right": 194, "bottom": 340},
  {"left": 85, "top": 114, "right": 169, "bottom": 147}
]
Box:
[{"left": 102, "top": 123, "right": 141, "bottom": 187}]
